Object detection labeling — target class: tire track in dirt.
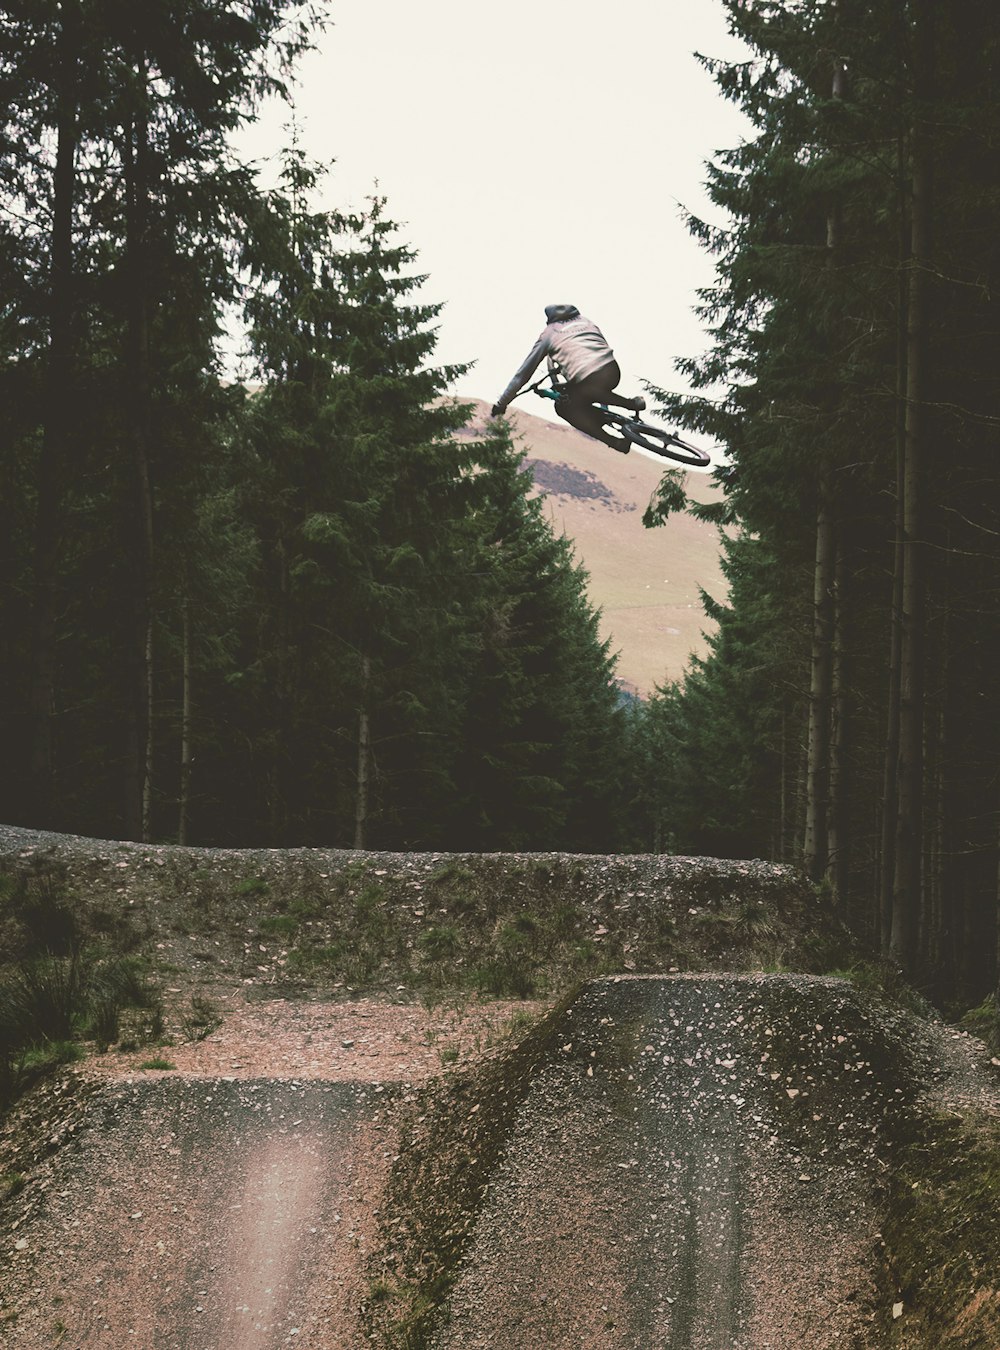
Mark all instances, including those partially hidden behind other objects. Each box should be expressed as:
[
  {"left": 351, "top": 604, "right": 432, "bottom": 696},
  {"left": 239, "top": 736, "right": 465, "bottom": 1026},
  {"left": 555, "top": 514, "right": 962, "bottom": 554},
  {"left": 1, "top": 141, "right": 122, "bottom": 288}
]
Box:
[{"left": 4, "top": 974, "right": 997, "bottom": 1349}]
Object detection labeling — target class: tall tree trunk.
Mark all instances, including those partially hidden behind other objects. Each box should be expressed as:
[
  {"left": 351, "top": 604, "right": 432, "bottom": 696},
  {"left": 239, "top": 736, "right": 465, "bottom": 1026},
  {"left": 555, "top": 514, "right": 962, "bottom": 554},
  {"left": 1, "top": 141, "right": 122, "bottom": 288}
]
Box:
[
  {"left": 994, "top": 788, "right": 1000, "bottom": 1027},
  {"left": 804, "top": 37, "right": 847, "bottom": 886},
  {"left": 354, "top": 652, "right": 372, "bottom": 849},
  {"left": 178, "top": 594, "right": 192, "bottom": 846},
  {"left": 122, "top": 64, "right": 155, "bottom": 841},
  {"left": 804, "top": 481, "right": 836, "bottom": 880},
  {"left": 28, "top": 1, "right": 79, "bottom": 824},
  {"left": 927, "top": 575, "right": 954, "bottom": 993},
  {"left": 827, "top": 547, "right": 850, "bottom": 909},
  {"left": 267, "top": 535, "right": 293, "bottom": 845},
  {"left": 890, "top": 0, "right": 933, "bottom": 970},
  {"left": 778, "top": 707, "right": 788, "bottom": 861},
  {"left": 880, "top": 128, "right": 911, "bottom": 954}
]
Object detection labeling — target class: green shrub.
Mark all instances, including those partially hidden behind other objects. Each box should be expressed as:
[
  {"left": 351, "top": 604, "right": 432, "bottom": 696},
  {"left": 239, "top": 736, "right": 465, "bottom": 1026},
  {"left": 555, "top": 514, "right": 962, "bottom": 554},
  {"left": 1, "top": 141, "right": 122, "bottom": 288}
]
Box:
[
  {"left": 734, "top": 900, "right": 777, "bottom": 941},
  {"left": 418, "top": 925, "right": 462, "bottom": 961},
  {"left": 0, "top": 858, "right": 78, "bottom": 962},
  {"left": 287, "top": 943, "right": 342, "bottom": 974},
  {"left": 548, "top": 903, "right": 581, "bottom": 939},
  {"left": 0, "top": 951, "right": 160, "bottom": 1054},
  {"left": 180, "top": 995, "right": 221, "bottom": 1042},
  {"left": 338, "top": 859, "right": 373, "bottom": 889},
  {"left": 85, "top": 958, "right": 162, "bottom": 1051},
  {"left": 0, "top": 1172, "right": 25, "bottom": 1203},
  {"left": 959, "top": 996, "right": 1000, "bottom": 1053},
  {"left": 289, "top": 895, "right": 325, "bottom": 921},
  {"left": 470, "top": 955, "right": 537, "bottom": 998},
  {"left": 878, "top": 1110, "right": 1000, "bottom": 1346},
  {"left": 830, "top": 960, "right": 934, "bottom": 1017},
  {"left": 429, "top": 862, "right": 474, "bottom": 888},
  {"left": 235, "top": 876, "right": 270, "bottom": 898}
]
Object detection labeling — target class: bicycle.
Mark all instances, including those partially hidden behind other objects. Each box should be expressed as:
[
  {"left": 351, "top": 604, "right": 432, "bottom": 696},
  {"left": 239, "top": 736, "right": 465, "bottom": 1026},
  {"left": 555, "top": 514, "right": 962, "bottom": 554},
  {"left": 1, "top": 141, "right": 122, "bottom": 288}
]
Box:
[{"left": 512, "top": 373, "right": 711, "bottom": 467}]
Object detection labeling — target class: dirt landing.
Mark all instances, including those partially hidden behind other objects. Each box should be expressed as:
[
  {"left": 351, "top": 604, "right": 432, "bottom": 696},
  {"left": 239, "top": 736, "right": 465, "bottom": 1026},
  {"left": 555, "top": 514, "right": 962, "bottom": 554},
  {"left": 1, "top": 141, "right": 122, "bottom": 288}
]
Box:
[{"left": 3, "top": 977, "right": 997, "bottom": 1349}]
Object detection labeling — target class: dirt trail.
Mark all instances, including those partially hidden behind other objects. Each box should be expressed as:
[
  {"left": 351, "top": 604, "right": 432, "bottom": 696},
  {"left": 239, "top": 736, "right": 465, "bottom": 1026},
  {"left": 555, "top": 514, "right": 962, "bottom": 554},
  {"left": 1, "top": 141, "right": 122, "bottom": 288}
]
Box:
[
  {"left": 2, "top": 813, "right": 998, "bottom": 1348},
  {"left": 3, "top": 1077, "right": 394, "bottom": 1348}
]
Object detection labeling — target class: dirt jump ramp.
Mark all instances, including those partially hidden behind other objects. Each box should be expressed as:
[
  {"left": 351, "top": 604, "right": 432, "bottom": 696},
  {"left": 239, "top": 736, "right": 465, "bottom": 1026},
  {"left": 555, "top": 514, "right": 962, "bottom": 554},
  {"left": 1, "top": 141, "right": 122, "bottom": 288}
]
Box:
[
  {"left": 2, "top": 1078, "right": 395, "bottom": 1348},
  {"left": 1, "top": 974, "right": 968, "bottom": 1348},
  {"left": 372, "top": 973, "right": 936, "bottom": 1350}
]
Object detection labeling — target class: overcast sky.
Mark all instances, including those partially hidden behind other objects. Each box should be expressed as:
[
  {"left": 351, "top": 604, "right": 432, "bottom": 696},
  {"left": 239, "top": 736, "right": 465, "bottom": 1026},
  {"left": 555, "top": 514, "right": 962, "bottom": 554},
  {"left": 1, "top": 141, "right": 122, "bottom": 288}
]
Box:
[{"left": 237, "top": 1, "right": 752, "bottom": 425}]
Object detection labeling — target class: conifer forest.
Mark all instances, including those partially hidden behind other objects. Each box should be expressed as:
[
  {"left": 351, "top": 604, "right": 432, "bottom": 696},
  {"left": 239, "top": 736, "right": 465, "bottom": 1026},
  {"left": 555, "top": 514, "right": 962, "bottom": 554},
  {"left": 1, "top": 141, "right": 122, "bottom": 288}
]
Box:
[{"left": 1, "top": 2, "right": 998, "bottom": 1013}]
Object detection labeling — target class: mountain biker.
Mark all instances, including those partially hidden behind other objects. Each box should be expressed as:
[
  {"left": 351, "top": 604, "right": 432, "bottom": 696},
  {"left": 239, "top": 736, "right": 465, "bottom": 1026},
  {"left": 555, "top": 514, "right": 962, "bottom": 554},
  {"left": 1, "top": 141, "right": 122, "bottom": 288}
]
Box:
[{"left": 490, "top": 304, "right": 645, "bottom": 452}]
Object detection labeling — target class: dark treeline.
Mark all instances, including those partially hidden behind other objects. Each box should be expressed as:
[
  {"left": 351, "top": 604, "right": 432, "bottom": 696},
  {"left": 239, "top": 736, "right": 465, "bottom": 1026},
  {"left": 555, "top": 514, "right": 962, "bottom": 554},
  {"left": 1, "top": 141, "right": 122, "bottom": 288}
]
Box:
[
  {"left": 4, "top": 1, "right": 998, "bottom": 1011},
  {"left": 629, "top": 0, "right": 999, "bottom": 1007},
  {"left": 0, "top": 1, "right": 626, "bottom": 852}
]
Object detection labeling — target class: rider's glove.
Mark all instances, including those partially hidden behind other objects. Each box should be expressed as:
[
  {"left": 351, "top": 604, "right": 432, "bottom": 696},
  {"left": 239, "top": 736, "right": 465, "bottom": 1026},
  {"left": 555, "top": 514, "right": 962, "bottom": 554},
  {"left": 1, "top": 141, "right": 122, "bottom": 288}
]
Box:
[{"left": 491, "top": 403, "right": 505, "bottom": 418}]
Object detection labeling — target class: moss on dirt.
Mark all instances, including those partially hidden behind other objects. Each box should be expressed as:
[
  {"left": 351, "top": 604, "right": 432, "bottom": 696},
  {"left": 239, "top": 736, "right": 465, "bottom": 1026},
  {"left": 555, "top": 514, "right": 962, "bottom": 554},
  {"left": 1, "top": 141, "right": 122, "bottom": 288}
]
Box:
[
  {"left": 876, "top": 1108, "right": 1000, "bottom": 1349},
  {"left": 247, "top": 851, "right": 851, "bottom": 1000},
  {"left": 958, "top": 997, "right": 1000, "bottom": 1054},
  {"left": 3, "top": 844, "right": 856, "bottom": 1016}
]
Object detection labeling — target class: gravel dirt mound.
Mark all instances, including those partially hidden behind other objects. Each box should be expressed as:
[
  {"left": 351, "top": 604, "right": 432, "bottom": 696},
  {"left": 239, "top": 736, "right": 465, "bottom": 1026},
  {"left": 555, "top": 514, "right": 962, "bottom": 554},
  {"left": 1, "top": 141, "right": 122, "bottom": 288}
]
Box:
[
  {"left": 2, "top": 830, "right": 998, "bottom": 1347},
  {"left": 369, "top": 973, "right": 996, "bottom": 1350},
  {"left": 1, "top": 974, "right": 996, "bottom": 1350},
  {"left": 0, "top": 826, "right": 839, "bottom": 1006}
]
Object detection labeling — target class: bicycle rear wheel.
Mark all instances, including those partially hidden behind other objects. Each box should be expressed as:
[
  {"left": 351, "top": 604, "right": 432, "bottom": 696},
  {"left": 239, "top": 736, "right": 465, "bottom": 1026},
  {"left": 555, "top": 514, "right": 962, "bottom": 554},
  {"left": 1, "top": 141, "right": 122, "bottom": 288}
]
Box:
[
  {"left": 623, "top": 421, "right": 711, "bottom": 466},
  {"left": 596, "top": 407, "right": 711, "bottom": 466}
]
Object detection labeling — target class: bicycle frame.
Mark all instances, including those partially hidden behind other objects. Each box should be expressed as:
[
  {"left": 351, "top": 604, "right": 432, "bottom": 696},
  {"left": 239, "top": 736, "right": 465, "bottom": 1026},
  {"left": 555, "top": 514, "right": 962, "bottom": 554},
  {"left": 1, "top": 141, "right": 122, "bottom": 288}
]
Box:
[{"left": 520, "top": 373, "right": 565, "bottom": 403}]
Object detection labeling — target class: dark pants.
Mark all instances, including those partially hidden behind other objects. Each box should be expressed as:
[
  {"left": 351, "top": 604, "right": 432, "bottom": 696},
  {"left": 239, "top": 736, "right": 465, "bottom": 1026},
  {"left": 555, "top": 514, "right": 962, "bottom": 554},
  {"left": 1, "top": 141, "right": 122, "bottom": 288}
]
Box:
[{"left": 555, "top": 360, "right": 636, "bottom": 450}]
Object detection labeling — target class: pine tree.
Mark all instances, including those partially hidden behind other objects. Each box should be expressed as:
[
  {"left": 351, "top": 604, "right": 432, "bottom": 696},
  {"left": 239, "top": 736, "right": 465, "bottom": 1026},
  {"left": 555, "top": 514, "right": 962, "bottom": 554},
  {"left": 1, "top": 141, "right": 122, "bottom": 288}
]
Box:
[
  {"left": 0, "top": 0, "right": 321, "bottom": 837},
  {"left": 450, "top": 423, "right": 624, "bottom": 851},
  {"left": 637, "top": 0, "right": 1000, "bottom": 1003}
]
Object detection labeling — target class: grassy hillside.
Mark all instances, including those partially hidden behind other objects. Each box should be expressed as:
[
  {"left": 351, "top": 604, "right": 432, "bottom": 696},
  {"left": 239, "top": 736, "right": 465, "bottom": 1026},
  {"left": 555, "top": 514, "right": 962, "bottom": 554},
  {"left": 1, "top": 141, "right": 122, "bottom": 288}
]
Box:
[{"left": 459, "top": 400, "right": 727, "bottom": 696}]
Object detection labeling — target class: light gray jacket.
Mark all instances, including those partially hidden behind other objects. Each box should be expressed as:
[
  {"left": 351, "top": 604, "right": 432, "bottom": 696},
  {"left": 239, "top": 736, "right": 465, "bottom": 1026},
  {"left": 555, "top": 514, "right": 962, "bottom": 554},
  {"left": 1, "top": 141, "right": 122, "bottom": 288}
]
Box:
[{"left": 496, "top": 305, "right": 616, "bottom": 410}]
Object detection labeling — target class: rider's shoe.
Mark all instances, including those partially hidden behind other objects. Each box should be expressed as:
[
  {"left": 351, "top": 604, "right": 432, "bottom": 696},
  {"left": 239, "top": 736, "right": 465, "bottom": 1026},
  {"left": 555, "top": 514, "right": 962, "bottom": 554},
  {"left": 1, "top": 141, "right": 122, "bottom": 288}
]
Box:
[{"left": 612, "top": 441, "right": 631, "bottom": 455}]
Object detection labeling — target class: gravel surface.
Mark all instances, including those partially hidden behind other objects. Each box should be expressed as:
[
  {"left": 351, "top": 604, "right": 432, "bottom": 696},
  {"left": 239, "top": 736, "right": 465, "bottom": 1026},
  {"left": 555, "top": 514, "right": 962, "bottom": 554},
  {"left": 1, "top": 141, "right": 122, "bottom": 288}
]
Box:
[
  {"left": 2, "top": 827, "right": 998, "bottom": 1349},
  {"left": 0, "top": 1001, "right": 545, "bottom": 1348},
  {"left": 383, "top": 973, "right": 967, "bottom": 1350},
  {"left": 5, "top": 1078, "right": 387, "bottom": 1348}
]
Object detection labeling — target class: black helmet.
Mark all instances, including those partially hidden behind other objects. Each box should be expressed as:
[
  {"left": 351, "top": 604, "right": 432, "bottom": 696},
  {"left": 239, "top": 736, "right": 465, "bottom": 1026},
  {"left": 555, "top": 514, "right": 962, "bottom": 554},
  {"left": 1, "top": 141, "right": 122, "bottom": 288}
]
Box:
[{"left": 544, "top": 304, "right": 580, "bottom": 323}]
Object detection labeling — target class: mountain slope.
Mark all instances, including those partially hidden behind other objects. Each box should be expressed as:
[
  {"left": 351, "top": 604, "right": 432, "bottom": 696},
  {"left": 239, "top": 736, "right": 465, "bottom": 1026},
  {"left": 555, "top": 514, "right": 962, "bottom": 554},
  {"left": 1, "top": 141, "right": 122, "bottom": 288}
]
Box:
[{"left": 460, "top": 400, "right": 727, "bottom": 697}]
